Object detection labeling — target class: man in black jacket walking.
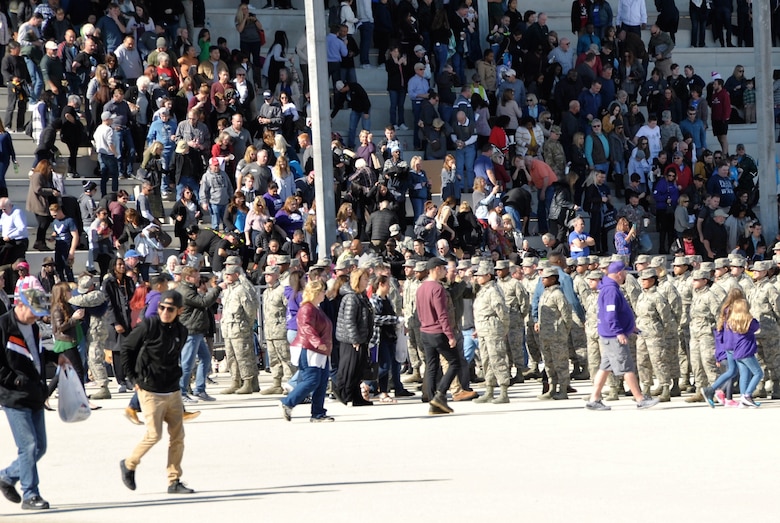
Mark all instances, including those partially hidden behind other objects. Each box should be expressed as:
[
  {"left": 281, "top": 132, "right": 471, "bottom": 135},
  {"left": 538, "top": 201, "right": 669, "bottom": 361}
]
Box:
[
  {"left": 331, "top": 80, "right": 371, "bottom": 149},
  {"left": 120, "top": 290, "right": 195, "bottom": 495},
  {"left": 0, "top": 289, "right": 58, "bottom": 510}
]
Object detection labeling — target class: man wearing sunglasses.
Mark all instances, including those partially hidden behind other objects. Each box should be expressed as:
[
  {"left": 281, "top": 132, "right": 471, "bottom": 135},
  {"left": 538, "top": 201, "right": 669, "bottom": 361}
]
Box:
[{"left": 120, "top": 290, "right": 196, "bottom": 495}]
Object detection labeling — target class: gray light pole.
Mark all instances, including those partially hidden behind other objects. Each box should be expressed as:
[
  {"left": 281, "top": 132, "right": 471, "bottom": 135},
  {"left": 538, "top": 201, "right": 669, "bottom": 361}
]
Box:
[
  {"left": 304, "top": 8, "right": 337, "bottom": 262},
  {"left": 755, "top": 1, "right": 778, "bottom": 241}
]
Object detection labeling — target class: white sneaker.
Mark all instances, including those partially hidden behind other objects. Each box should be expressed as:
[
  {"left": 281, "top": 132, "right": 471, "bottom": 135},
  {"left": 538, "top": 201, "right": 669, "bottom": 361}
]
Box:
[
  {"left": 361, "top": 64, "right": 374, "bottom": 69},
  {"left": 398, "top": 124, "right": 409, "bottom": 131}
]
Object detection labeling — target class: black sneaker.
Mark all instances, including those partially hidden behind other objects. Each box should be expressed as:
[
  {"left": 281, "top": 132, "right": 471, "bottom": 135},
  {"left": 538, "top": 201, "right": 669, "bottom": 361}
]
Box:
[
  {"left": 120, "top": 460, "right": 136, "bottom": 490},
  {"left": 310, "top": 415, "right": 335, "bottom": 422},
  {"left": 21, "top": 495, "right": 49, "bottom": 510},
  {"left": 0, "top": 477, "right": 21, "bottom": 503},
  {"left": 168, "top": 480, "right": 195, "bottom": 494}
]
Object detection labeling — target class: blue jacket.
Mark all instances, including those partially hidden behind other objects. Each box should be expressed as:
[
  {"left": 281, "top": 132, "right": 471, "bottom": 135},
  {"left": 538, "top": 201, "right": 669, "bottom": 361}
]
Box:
[
  {"left": 653, "top": 177, "right": 679, "bottom": 212},
  {"left": 679, "top": 118, "right": 707, "bottom": 151},
  {"left": 596, "top": 276, "right": 635, "bottom": 337},
  {"left": 532, "top": 266, "right": 585, "bottom": 323}
]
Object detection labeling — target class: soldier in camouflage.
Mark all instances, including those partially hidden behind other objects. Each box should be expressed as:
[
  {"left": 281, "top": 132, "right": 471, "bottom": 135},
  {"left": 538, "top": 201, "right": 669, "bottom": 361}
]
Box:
[
  {"left": 473, "top": 262, "right": 512, "bottom": 404},
  {"left": 69, "top": 274, "right": 112, "bottom": 400},
  {"left": 686, "top": 269, "right": 721, "bottom": 402},
  {"left": 671, "top": 257, "right": 694, "bottom": 392},
  {"left": 535, "top": 268, "right": 573, "bottom": 400},
  {"left": 650, "top": 256, "right": 683, "bottom": 397},
  {"left": 729, "top": 255, "right": 754, "bottom": 295},
  {"left": 520, "top": 258, "right": 542, "bottom": 378},
  {"left": 495, "top": 259, "right": 529, "bottom": 383},
  {"left": 635, "top": 269, "right": 673, "bottom": 401},
  {"left": 747, "top": 260, "right": 780, "bottom": 399},
  {"left": 402, "top": 261, "right": 426, "bottom": 385},
  {"left": 711, "top": 257, "right": 740, "bottom": 302},
  {"left": 220, "top": 265, "right": 260, "bottom": 394},
  {"left": 261, "top": 265, "right": 295, "bottom": 395}
]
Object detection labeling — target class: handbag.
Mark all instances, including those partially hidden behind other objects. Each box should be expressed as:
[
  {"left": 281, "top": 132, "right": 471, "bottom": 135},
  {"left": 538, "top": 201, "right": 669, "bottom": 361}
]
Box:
[
  {"left": 601, "top": 203, "right": 618, "bottom": 230},
  {"left": 257, "top": 28, "right": 266, "bottom": 46},
  {"left": 361, "top": 345, "right": 379, "bottom": 381}
]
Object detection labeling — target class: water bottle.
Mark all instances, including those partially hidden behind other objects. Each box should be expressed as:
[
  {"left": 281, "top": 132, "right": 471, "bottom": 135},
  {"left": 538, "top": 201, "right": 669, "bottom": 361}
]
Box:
[{"left": 13, "top": 163, "right": 18, "bottom": 174}]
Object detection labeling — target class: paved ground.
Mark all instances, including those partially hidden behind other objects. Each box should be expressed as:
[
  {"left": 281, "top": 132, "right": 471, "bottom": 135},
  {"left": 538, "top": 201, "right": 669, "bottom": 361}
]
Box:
[{"left": 0, "top": 371, "right": 777, "bottom": 522}]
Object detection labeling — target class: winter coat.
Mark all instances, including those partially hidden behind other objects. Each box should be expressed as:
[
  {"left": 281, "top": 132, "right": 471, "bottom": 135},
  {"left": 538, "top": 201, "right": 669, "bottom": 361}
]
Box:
[
  {"left": 176, "top": 281, "right": 222, "bottom": 336},
  {"left": 335, "top": 285, "right": 374, "bottom": 345}
]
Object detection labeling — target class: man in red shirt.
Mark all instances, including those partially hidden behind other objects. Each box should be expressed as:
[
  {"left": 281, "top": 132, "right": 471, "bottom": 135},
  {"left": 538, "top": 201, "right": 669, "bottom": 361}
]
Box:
[
  {"left": 524, "top": 155, "right": 559, "bottom": 234},
  {"left": 710, "top": 78, "right": 731, "bottom": 155},
  {"left": 415, "top": 257, "right": 460, "bottom": 415}
]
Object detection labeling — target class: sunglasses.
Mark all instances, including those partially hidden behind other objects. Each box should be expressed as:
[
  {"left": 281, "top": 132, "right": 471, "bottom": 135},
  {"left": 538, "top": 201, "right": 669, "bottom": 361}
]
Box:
[{"left": 158, "top": 304, "right": 177, "bottom": 313}]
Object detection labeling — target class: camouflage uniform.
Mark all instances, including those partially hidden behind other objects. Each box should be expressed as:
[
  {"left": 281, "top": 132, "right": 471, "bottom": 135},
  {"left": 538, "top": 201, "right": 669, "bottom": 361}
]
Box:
[
  {"left": 262, "top": 279, "right": 294, "bottom": 388},
  {"left": 688, "top": 285, "right": 720, "bottom": 392},
  {"left": 635, "top": 284, "right": 673, "bottom": 398},
  {"left": 747, "top": 277, "right": 780, "bottom": 397},
  {"left": 521, "top": 272, "right": 542, "bottom": 371},
  {"left": 569, "top": 271, "right": 590, "bottom": 371},
  {"left": 657, "top": 277, "right": 682, "bottom": 386},
  {"left": 402, "top": 274, "right": 424, "bottom": 376},
  {"left": 711, "top": 272, "right": 740, "bottom": 303},
  {"left": 497, "top": 273, "right": 529, "bottom": 373},
  {"left": 221, "top": 277, "right": 260, "bottom": 392},
  {"left": 582, "top": 283, "right": 600, "bottom": 379},
  {"left": 68, "top": 289, "right": 110, "bottom": 390},
  {"left": 735, "top": 272, "right": 754, "bottom": 295},
  {"left": 473, "top": 279, "right": 511, "bottom": 388},
  {"left": 537, "top": 282, "right": 572, "bottom": 396},
  {"left": 672, "top": 270, "right": 693, "bottom": 388}
]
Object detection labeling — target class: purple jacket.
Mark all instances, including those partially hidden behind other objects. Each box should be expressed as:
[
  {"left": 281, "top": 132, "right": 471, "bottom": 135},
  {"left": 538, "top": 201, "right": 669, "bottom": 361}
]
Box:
[
  {"left": 145, "top": 290, "right": 161, "bottom": 318},
  {"left": 720, "top": 319, "right": 760, "bottom": 360},
  {"left": 597, "top": 276, "right": 635, "bottom": 338},
  {"left": 284, "top": 286, "right": 302, "bottom": 331}
]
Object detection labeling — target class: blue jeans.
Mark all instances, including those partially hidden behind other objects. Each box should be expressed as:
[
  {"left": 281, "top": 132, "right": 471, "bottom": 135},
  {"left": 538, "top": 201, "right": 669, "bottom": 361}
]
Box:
[
  {"left": 538, "top": 185, "right": 555, "bottom": 234},
  {"left": 736, "top": 355, "right": 764, "bottom": 397},
  {"left": 637, "top": 232, "right": 653, "bottom": 253},
  {"left": 348, "top": 111, "right": 370, "bottom": 149},
  {"left": 281, "top": 350, "right": 330, "bottom": 419},
  {"left": 452, "top": 51, "right": 466, "bottom": 85},
  {"left": 24, "top": 57, "right": 42, "bottom": 102},
  {"left": 455, "top": 144, "right": 476, "bottom": 194},
  {"left": 99, "top": 153, "right": 119, "bottom": 195},
  {"left": 439, "top": 103, "right": 453, "bottom": 127},
  {"left": 209, "top": 203, "right": 227, "bottom": 230},
  {"left": 358, "top": 22, "right": 374, "bottom": 65},
  {"left": 434, "top": 43, "right": 448, "bottom": 74},
  {"left": 410, "top": 197, "right": 426, "bottom": 222},
  {"left": 1, "top": 407, "right": 46, "bottom": 499},
  {"left": 388, "top": 90, "right": 406, "bottom": 126},
  {"left": 377, "top": 337, "right": 402, "bottom": 393},
  {"left": 411, "top": 101, "right": 422, "bottom": 147},
  {"left": 177, "top": 176, "right": 198, "bottom": 202},
  {"left": 180, "top": 334, "right": 210, "bottom": 396},
  {"left": 505, "top": 205, "right": 523, "bottom": 232},
  {"left": 711, "top": 350, "right": 736, "bottom": 391},
  {"left": 462, "top": 329, "right": 478, "bottom": 363}
]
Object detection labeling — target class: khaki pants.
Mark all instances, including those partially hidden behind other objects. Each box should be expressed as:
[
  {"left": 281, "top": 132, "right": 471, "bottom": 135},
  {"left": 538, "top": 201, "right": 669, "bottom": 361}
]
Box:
[{"left": 126, "top": 389, "right": 185, "bottom": 483}]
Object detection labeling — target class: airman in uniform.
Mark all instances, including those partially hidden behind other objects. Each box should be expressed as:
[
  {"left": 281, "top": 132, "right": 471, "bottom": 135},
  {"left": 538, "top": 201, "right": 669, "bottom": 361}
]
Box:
[
  {"left": 495, "top": 259, "right": 529, "bottom": 383},
  {"left": 520, "top": 257, "right": 542, "bottom": 378},
  {"left": 535, "top": 267, "right": 573, "bottom": 400},
  {"left": 261, "top": 265, "right": 294, "bottom": 394},
  {"left": 686, "top": 269, "right": 721, "bottom": 402},
  {"left": 583, "top": 271, "right": 603, "bottom": 382},
  {"left": 220, "top": 265, "right": 260, "bottom": 394},
  {"left": 711, "top": 257, "right": 740, "bottom": 302},
  {"left": 635, "top": 269, "right": 673, "bottom": 401},
  {"left": 651, "top": 256, "right": 683, "bottom": 396},
  {"left": 747, "top": 260, "right": 780, "bottom": 399},
  {"left": 402, "top": 260, "right": 426, "bottom": 384},
  {"left": 729, "top": 255, "right": 754, "bottom": 294},
  {"left": 473, "top": 262, "right": 512, "bottom": 404},
  {"left": 671, "top": 256, "right": 695, "bottom": 392}
]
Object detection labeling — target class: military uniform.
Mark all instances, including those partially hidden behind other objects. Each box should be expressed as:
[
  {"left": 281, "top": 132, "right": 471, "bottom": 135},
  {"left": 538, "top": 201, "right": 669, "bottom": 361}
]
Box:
[
  {"left": 68, "top": 287, "right": 111, "bottom": 399},
  {"left": 221, "top": 274, "right": 260, "bottom": 394},
  {"left": 687, "top": 284, "right": 720, "bottom": 397},
  {"left": 521, "top": 270, "right": 542, "bottom": 375},
  {"left": 635, "top": 277, "right": 673, "bottom": 400},
  {"left": 497, "top": 271, "right": 529, "bottom": 375},
  {"left": 402, "top": 272, "right": 424, "bottom": 382},
  {"left": 537, "top": 277, "right": 572, "bottom": 399},
  {"left": 672, "top": 269, "right": 694, "bottom": 390},
  {"left": 473, "top": 277, "right": 511, "bottom": 401},
  {"left": 711, "top": 272, "right": 740, "bottom": 303},
  {"left": 582, "top": 275, "right": 601, "bottom": 380},
  {"left": 262, "top": 276, "right": 294, "bottom": 393},
  {"left": 747, "top": 276, "right": 780, "bottom": 398},
  {"left": 657, "top": 277, "right": 682, "bottom": 393}
]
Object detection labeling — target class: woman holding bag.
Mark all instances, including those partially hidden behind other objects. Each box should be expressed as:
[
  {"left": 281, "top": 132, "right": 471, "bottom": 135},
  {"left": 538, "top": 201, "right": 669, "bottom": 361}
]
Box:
[
  {"left": 583, "top": 170, "right": 611, "bottom": 255},
  {"left": 280, "top": 280, "right": 335, "bottom": 422},
  {"left": 335, "top": 268, "right": 375, "bottom": 406}
]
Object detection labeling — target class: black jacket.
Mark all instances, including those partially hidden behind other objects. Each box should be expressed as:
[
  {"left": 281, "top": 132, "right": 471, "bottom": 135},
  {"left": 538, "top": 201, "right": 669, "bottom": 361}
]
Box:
[
  {"left": 365, "top": 208, "right": 398, "bottom": 242},
  {"left": 335, "top": 286, "right": 374, "bottom": 345},
  {"left": 0, "top": 311, "right": 54, "bottom": 409},
  {"left": 121, "top": 315, "right": 188, "bottom": 393},
  {"left": 176, "top": 281, "right": 221, "bottom": 335},
  {"left": 549, "top": 182, "right": 577, "bottom": 223},
  {"left": 1, "top": 54, "right": 31, "bottom": 85},
  {"left": 103, "top": 273, "right": 135, "bottom": 332}
]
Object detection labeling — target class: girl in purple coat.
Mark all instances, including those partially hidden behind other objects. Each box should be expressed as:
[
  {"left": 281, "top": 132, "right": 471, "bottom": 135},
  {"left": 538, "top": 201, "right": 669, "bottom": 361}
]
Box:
[{"left": 726, "top": 299, "right": 763, "bottom": 408}]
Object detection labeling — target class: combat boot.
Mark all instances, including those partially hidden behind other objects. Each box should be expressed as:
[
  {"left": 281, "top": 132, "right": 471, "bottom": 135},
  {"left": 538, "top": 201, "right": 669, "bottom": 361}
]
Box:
[
  {"left": 402, "top": 370, "right": 422, "bottom": 384},
  {"left": 538, "top": 379, "right": 555, "bottom": 400},
  {"left": 510, "top": 372, "right": 524, "bottom": 385},
  {"left": 474, "top": 387, "right": 494, "bottom": 403},
  {"left": 523, "top": 362, "right": 542, "bottom": 380},
  {"left": 670, "top": 379, "right": 682, "bottom": 397},
  {"left": 492, "top": 386, "right": 510, "bottom": 404},
  {"left": 251, "top": 375, "right": 260, "bottom": 392},
  {"left": 685, "top": 389, "right": 704, "bottom": 403},
  {"left": 756, "top": 382, "right": 768, "bottom": 398},
  {"left": 651, "top": 384, "right": 663, "bottom": 396},
  {"left": 236, "top": 379, "right": 254, "bottom": 394},
  {"left": 430, "top": 391, "right": 453, "bottom": 413},
  {"left": 260, "top": 379, "right": 284, "bottom": 395},
  {"left": 91, "top": 386, "right": 111, "bottom": 400},
  {"left": 771, "top": 381, "right": 780, "bottom": 400},
  {"left": 221, "top": 379, "right": 241, "bottom": 395},
  {"left": 659, "top": 385, "right": 671, "bottom": 402},
  {"left": 552, "top": 379, "right": 569, "bottom": 400},
  {"left": 604, "top": 386, "right": 620, "bottom": 401},
  {"left": 642, "top": 383, "right": 653, "bottom": 397}
]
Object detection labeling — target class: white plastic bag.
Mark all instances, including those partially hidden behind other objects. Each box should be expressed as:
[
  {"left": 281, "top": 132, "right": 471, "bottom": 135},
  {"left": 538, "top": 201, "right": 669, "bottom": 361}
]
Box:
[
  {"left": 395, "top": 321, "right": 408, "bottom": 363},
  {"left": 57, "top": 362, "right": 91, "bottom": 423}
]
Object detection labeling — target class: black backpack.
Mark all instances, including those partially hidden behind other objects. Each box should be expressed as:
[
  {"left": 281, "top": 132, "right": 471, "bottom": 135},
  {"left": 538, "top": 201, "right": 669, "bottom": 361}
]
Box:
[{"left": 328, "top": 0, "right": 340, "bottom": 29}]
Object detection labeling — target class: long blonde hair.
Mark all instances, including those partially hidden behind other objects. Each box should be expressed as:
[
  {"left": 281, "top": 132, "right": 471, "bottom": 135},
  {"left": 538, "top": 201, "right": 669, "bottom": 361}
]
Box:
[
  {"left": 726, "top": 298, "right": 753, "bottom": 334},
  {"left": 717, "top": 287, "right": 746, "bottom": 331},
  {"left": 301, "top": 279, "right": 326, "bottom": 304}
]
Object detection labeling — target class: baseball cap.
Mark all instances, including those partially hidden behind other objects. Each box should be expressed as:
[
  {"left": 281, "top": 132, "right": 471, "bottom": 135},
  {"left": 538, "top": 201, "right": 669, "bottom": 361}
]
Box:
[
  {"left": 521, "top": 257, "right": 538, "bottom": 267},
  {"left": 124, "top": 249, "right": 141, "bottom": 259},
  {"left": 263, "top": 265, "right": 280, "bottom": 275},
  {"left": 156, "top": 37, "right": 167, "bottom": 48},
  {"left": 413, "top": 44, "right": 426, "bottom": 53},
  {"left": 414, "top": 261, "right": 428, "bottom": 272},
  {"left": 714, "top": 209, "right": 729, "bottom": 218},
  {"left": 389, "top": 224, "right": 401, "bottom": 236},
  {"left": 224, "top": 265, "right": 241, "bottom": 275},
  {"left": 586, "top": 271, "right": 603, "bottom": 280},
  {"left": 210, "top": 157, "right": 220, "bottom": 167},
  {"left": 15, "top": 261, "right": 29, "bottom": 271},
  {"left": 18, "top": 289, "right": 49, "bottom": 317},
  {"left": 691, "top": 270, "right": 711, "bottom": 281},
  {"left": 495, "top": 260, "right": 510, "bottom": 270},
  {"left": 607, "top": 261, "right": 626, "bottom": 274},
  {"left": 541, "top": 267, "right": 558, "bottom": 278},
  {"left": 225, "top": 256, "right": 242, "bottom": 266},
  {"left": 263, "top": 90, "right": 272, "bottom": 98},
  {"left": 414, "top": 62, "right": 425, "bottom": 72},
  {"left": 474, "top": 262, "right": 494, "bottom": 276},
  {"left": 426, "top": 258, "right": 447, "bottom": 271},
  {"left": 45, "top": 41, "right": 58, "bottom": 50},
  {"left": 101, "top": 111, "right": 113, "bottom": 121},
  {"left": 335, "top": 80, "right": 346, "bottom": 91},
  {"left": 638, "top": 268, "right": 657, "bottom": 280},
  {"left": 41, "top": 257, "right": 54, "bottom": 266}
]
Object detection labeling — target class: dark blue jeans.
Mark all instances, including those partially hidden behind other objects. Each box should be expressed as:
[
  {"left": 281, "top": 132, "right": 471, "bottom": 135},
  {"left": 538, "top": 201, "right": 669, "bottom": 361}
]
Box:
[
  {"left": 388, "top": 90, "right": 406, "bottom": 127},
  {"left": 0, "top": 407, "right": 46, "bottom": 500},
  {"left": 377, "top": 337, "right": 402, "bottom": 393},
  {"left": 710, "top": 350, "right": 736, "bottom": 391},
  {"left": 358, "top": 22, "right": 374, "bottom": 65},
  {"left": 99, "top": 153, "right": 119, "bottom": 196},
  {"left": 282, "top": 349, "right": 329, "bottom": 419}
]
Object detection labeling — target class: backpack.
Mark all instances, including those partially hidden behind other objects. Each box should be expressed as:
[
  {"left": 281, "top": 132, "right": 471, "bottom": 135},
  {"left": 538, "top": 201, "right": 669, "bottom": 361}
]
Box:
[{"left": 328, "top": 0, "right": 340, "bottom": 29}]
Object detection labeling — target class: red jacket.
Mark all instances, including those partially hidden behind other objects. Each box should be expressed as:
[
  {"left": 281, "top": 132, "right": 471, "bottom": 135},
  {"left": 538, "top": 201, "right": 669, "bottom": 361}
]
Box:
[
  {"left": 292, "top": 302, "right": 333, "bottom": 356},
  {"left": 711, "top": 88, "right": 731, "bottom": 122}
]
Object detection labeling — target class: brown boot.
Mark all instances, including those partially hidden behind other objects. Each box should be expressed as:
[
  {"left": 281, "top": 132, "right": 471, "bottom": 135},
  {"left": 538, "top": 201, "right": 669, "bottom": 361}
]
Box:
[
  {"left": 221, "top": 379, "right": 240, "bottom": 395},
  {"left": 685, "top": 390, "right": 705, "bottom": 403},
  {"left": 260, "top": 379, "right": 284, "bottom": 395},
  {"left": 659, "top": 385, "right": 671, "bottom": 402},
  {"left": 236, "top": 379, "right": 254, "bottom": 394}
]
